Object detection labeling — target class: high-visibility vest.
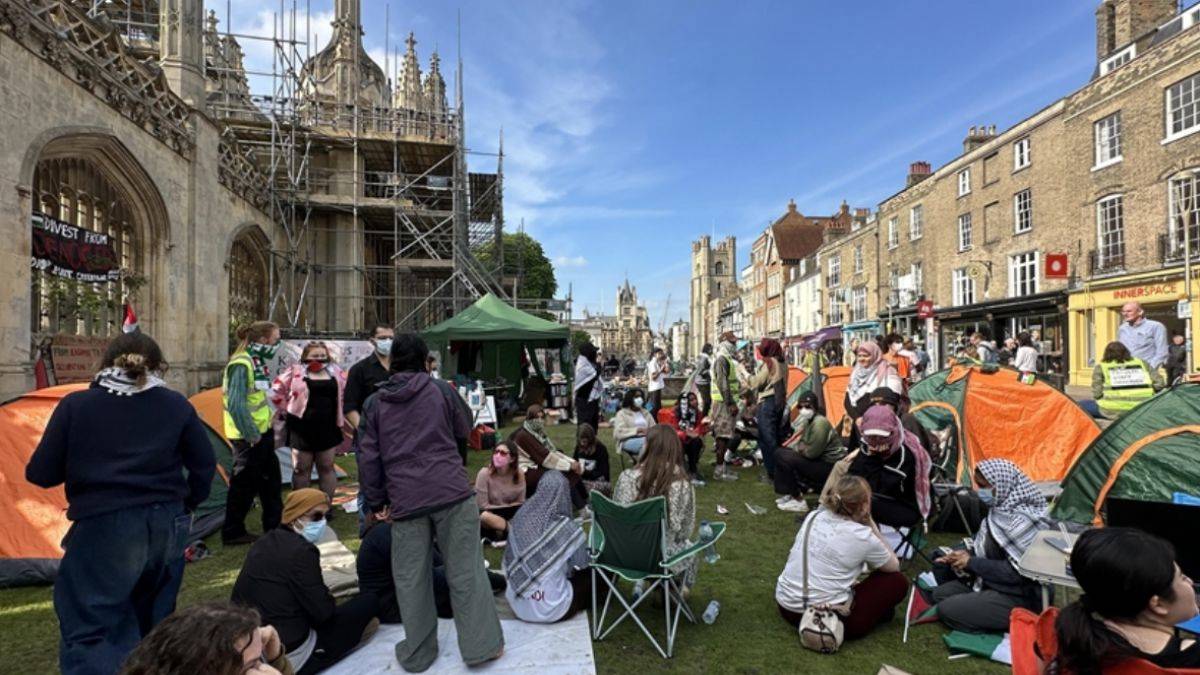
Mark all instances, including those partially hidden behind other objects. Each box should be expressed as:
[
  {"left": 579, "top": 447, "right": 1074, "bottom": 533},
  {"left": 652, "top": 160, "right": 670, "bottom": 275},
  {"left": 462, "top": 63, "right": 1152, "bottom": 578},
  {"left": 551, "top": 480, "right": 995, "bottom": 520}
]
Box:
[
  {"left": 1098, "top": 359, "right": 1155, "bottom": 416},
  {"left": 222, "top": 351, "right": 271, "bottom": 439},
  {"left": 710, "top": 354, "right": 740, "bottom": 403}
]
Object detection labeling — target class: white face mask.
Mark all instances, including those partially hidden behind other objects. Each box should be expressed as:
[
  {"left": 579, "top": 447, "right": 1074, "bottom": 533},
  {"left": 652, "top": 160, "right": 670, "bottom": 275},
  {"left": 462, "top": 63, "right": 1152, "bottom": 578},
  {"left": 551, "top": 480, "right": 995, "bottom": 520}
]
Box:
[{"left": 798, "top": 407, "right": 815, "bottom": 421}]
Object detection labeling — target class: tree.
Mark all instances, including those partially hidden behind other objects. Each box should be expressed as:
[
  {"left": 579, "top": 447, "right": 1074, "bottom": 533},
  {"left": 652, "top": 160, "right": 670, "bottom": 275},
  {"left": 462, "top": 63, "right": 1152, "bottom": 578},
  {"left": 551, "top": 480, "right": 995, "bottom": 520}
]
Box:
[
  {"left": 570, "top": 330, "right": 593, "bottom": 355},
  {"left": 477, "top": 232, "right": 557, "bottom": 301}
]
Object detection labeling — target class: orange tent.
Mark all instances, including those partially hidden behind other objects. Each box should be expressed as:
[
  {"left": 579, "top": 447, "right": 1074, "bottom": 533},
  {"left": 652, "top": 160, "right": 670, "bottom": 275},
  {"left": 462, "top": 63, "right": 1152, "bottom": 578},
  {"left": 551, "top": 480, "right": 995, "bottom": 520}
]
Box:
[
  {"left": 787, "top": 366, "right": 851, "bottom": 426},
  {"left": 786, "top": 366, "right": 808, "bottom": 397},
  {"left": 0, "top": 384, "right": 233, "bottom": 587},
  {"left": 190, "top": 387, "right": 227, "bottom": 439},
  {"left": 909, "top": 365, "right": 1100, "bottom": 484}
]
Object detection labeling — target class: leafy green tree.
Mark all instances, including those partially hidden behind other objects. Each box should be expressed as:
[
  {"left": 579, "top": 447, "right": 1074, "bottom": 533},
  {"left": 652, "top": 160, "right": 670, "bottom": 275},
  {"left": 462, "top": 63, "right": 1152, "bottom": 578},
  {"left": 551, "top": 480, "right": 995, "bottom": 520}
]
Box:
[
  {"left": 477, "top": 232, "right": 558, "bottom": 301},
  {"left": 570, "top": 330, "right": 593, "bottom": 354}
]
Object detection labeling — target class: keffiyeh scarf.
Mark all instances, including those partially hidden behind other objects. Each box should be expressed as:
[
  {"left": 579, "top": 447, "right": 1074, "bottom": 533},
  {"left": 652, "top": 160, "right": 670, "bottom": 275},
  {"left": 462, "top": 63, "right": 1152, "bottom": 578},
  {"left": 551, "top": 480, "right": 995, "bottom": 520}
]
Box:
[
  {"left": 94, "top": 367, "right": 166, "bottom": 396},
  {"left": 974, "top": 458, "right": 1053, "bottom": 566},
  {"left": 573, "top": 355, "right": 603, "bottom": 402},
  {"left": 503, "top": 472, "right": 587, "bottom": 596}
]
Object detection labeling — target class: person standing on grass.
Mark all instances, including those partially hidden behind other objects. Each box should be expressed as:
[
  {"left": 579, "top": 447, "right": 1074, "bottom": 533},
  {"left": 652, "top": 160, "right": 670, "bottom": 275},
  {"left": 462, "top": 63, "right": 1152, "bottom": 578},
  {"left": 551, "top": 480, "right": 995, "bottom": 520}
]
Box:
[
  {"left": 694, "top": 343, "right": 713, "bottom": 416},
  {"left": 343, "top": 324, "right": 393, "bottom": 431},
  {"left": 357, "top": 333, "right": 503, "bottom": 672},
  {"left": 222, "top": 320, "right": 284, "bottom": 546},
  {"left": 27, "top": 331, "right": 215, "bottom": 675},
  {"left": 775, "top": 476, "right": 907, "bottom": 640},
  {"left": 646, "top": 348, "right": 668, "bottom": 413},
  {"left": 745, "top": 337, "right": 788, "bottom": 484},
  {"left": 270, "top": 341, "right": 348, "bottom": 500},
  {"left": 573, "top": 341, "right": 603, "bottom": 431},
  {"left": 709, "top": 331, "right": 742, "bottom": 482}
]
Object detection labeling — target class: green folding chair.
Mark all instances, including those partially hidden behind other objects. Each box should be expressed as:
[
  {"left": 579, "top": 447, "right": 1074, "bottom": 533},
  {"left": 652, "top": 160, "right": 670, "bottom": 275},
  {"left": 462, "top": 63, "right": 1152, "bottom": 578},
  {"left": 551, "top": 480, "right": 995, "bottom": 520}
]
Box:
[{"left": 588, "top": 490, "right": 727, "bottom": 658}]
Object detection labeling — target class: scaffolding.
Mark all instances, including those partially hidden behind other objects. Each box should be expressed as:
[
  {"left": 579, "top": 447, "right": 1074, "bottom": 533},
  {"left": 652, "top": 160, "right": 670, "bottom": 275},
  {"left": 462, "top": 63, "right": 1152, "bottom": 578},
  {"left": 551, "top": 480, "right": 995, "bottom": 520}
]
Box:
[{"left": 95, "top": 0, "right": 508, "bottom": 335}]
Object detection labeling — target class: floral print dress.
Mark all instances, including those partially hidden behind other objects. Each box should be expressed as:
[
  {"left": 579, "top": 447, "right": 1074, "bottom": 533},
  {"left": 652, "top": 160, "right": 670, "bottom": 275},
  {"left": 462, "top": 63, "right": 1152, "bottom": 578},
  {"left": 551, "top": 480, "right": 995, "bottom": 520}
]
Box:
[{"left": 612, "top": 468, "right": 698, "bottom": 589}]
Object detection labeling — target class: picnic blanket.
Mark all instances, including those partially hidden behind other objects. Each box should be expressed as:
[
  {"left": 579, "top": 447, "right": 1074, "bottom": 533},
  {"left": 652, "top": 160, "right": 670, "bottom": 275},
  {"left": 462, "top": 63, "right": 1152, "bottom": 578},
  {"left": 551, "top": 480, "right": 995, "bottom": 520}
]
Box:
[
  {"left": 315, "top": 524, "right": 358, "bottom": 598},
  {"left": 320, "top": 614, "right": 596, "bottom": 674}
]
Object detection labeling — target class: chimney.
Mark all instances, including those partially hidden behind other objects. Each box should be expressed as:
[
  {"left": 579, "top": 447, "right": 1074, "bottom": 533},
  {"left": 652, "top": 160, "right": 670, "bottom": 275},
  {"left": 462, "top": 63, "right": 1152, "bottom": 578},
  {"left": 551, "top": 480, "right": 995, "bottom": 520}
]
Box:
[
  {"left": 787, "top": 198, "right": 798, "bottom": 214},
  {"left": 1096, "top": 0, "right": 1175, "bottom": 60},
  {"left": 906, "top": 161, "right": 932, "bottom": 187},
  {"left": 854, "top": 208, "right": 870, "bottom": 217},
  {"left": 962, "top": 125, "right": 997, "bottom": 153},
  {"left": 839, "top": 200, "right": 850, "bottom": 217}
]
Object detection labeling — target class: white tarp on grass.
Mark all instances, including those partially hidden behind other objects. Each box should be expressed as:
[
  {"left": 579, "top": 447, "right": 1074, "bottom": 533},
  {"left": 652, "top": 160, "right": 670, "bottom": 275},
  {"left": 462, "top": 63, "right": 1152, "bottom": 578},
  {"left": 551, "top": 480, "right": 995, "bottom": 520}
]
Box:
[{"left": 321, "top": 615, "right": 596, "bottom": 675}]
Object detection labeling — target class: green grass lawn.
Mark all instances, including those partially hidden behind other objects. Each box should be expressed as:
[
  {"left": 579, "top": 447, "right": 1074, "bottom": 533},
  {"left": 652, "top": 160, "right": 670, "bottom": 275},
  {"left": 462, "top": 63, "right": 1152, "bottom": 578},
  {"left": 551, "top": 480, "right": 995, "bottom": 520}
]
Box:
[{"left": 0, "top": 418, "right": 1007, "bottom": 675}]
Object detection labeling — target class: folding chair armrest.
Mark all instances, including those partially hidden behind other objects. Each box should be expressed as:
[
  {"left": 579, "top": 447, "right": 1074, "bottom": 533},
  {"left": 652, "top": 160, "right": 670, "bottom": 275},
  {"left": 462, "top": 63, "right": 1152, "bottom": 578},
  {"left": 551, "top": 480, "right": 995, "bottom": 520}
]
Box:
[
  {"left": 661, "top": 522, "right": 727, "bottom": 568},
  {"left": 588, "top": 521, "right": 606, "bottom": 558}
]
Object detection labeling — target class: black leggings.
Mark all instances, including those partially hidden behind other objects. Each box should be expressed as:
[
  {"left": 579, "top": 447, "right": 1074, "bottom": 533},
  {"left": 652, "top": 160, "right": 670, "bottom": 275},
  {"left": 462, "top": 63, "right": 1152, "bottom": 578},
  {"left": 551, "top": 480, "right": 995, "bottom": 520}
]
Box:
[
  {"left": 773, "top": 451, "right": 834, "bottom": 497},
  {"left": 682, "top": 436, "right": 703, "bottom": 474},
  {"left": 870, "top": 494, "right": 922, "bottom": 530},
  {"left": 296, "top": 594, "right": 380, "bottom": 675}
]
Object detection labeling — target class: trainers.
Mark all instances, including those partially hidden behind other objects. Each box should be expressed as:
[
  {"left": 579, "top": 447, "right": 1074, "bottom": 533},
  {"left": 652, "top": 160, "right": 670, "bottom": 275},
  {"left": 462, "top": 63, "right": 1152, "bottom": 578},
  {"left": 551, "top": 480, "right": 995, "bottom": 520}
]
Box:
[
  {"left": 775, "top": 495, "right": 791, "bottom": 505},
  {"left": 691, "top": 477, "right": 707, "bottom": 487},
  {"left": 777, "top": 498, "right": 809, "bottom": 513}
]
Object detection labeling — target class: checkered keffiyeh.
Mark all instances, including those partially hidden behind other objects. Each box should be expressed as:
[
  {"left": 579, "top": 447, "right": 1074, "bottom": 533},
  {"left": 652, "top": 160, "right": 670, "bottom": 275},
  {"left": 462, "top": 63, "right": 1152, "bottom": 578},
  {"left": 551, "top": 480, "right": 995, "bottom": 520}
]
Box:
[{"left": 974, "top": 459, "right": 1052, "bottom": 566}]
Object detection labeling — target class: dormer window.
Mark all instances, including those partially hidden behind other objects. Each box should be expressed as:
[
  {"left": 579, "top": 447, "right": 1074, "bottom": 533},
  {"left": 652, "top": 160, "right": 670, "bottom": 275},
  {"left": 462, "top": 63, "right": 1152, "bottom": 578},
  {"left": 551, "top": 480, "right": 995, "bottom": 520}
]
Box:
[{"left": 1100, "top": 44, "right": 1135, "bottom": 76}]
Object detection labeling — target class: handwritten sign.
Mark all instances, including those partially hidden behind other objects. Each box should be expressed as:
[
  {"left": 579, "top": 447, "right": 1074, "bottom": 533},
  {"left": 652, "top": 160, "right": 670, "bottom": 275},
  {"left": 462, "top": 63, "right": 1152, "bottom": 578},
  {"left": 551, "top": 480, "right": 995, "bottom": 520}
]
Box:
[
  {"left": 31, "top": 212, "right": 120, "bottom": 283},
  {"left": 1109, "top": 366, "right": 1150, "bottom": 389},
  {"left": 50, "top": 334, "right": 109, "bottom": 383}
]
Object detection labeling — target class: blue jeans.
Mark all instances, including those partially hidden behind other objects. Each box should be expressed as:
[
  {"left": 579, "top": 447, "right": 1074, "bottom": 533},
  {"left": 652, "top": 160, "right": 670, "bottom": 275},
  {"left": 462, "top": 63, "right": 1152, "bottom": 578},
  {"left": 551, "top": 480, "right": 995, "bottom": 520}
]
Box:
[
  {"left": 620, "top": 437, "right": 646, "bottom": 457},
  {"left": 55, "top": 501, "right": 190, "bottom": 675},
  {"left": 756, "top": 396, "right": 782, "bottom": 479},
  {"left": 1077, "top": 399, "right": 1103, "bottom": 419}
]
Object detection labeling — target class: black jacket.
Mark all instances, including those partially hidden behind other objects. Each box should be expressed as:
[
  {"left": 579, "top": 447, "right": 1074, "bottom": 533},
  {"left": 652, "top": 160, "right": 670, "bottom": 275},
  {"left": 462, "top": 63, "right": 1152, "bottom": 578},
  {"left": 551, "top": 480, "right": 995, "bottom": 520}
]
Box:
[
  {"left": 231, "top": 528, "right": 335, "bottom": 651},
  {"left": 573, "top": 441, "right": 611, "bottom": 484},
  {"left": 849, "top": 445, "right": 919, "bottom": 510}
]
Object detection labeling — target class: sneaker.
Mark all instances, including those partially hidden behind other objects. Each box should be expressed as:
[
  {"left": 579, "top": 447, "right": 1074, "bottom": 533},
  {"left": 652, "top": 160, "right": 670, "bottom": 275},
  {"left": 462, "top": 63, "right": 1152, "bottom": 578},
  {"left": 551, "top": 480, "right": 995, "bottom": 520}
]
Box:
[
  {"left": 777, "top": 498, "right": 809, "bottom": 513},
  {"left": 775, "top": 495, "right": 791, "bottom": 505},
  {"left": 691, "top": 477, "right": 707, "bottom": 487}
]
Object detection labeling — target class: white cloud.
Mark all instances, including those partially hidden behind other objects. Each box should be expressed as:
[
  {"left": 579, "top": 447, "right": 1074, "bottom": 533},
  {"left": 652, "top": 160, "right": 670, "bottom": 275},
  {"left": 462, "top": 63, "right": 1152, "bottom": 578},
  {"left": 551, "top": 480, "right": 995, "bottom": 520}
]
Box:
[{"left": 554, "top": 255, "right": 588, "bottom": 269}]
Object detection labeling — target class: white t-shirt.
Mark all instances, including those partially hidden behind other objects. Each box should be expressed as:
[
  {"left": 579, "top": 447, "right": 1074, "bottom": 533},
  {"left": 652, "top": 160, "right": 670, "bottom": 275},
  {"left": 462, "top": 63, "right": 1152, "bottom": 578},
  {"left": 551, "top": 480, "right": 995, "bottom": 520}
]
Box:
[
  {"left": 647, "top": 359, "right": 666, "bottom": 392},
  {"left": 775, "top": 508, "right": 893, "bottom": 609},
  {"left": 1013, "top": 346, "right": 1038, "bottom": 373},
  {"left": 505, "top": 556, "right": 574, "bottom": 623}
]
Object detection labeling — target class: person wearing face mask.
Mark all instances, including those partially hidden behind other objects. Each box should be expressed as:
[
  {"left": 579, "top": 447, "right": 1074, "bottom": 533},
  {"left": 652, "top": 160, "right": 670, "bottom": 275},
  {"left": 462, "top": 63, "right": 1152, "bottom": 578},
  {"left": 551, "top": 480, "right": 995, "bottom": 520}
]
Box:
[
  {"left": 612, "top": 388, "right": 652, "bottom": 462},
  {"left": 223, "top": 321, "right": 285, "bottom": 546},
  {"left": 773, "top": 392, "right": 845, "bottom": 513},
  {"left": 926, "top": 459, "right": 1049, "bottom": 634},
  {"left": 843, "top": 405, "right": 931, "bottom": 530},
  {"left": 343, "top": 324, "right": 394, "bottom": 432},
  {"left": 1055, "top": 527, "right": 1200, "bottom": 672},
  {"left": 510, "top": 404, "right": 586, "bottom": 507},
  {"left": 26, "top": 332, "right": 215, "bottom": 675},
  {"left": 476, "top": 442, "right": 526, "bottom": 545},
  {"left": 232, "top": 489, "right": 380, "bottom": 675},
  {"left": 270, "top": 342, "right": 348, "bottom": 500},
  {"left": 880, "top": 332, "right": 911, "bottom": 387}
]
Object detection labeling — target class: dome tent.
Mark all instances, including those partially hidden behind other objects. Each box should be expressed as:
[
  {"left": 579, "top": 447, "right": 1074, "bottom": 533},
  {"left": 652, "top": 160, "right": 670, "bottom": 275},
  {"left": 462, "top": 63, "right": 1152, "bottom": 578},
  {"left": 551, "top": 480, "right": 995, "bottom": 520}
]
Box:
[
  {"left": 0, "top": 384, "right": 232, "bottom": 587},
  {"left": 1053, "top": 382, "right": 1200, "bottom": 525},
  {"left": 908, "top": 365, "right": 1100, "bottom": 486}
]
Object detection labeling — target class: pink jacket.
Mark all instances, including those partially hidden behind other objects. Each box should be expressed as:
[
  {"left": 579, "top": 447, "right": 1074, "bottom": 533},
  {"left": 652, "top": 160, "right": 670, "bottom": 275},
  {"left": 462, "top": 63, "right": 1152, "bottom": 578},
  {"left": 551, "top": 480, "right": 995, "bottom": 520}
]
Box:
[{"left": 270, "top": 363, "right": 348, "bottom": 428}]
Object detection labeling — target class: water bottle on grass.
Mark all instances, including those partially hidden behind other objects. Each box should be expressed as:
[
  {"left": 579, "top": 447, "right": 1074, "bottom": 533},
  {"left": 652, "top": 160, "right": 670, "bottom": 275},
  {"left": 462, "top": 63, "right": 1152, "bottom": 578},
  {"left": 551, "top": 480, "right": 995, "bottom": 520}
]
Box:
[
  {"left": 702, "top": 600, "right": 720, "bottom": 624},
  {"left": 699, "top": 520, "right": 719, "bottom": 564}
]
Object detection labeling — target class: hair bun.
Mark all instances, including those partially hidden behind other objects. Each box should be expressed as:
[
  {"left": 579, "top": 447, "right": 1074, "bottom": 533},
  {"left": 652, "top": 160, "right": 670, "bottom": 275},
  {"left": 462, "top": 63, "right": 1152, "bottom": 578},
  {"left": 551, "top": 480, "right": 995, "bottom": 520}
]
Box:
[{"left": 115, "top": 353, "right": 146, "bottom": 369}]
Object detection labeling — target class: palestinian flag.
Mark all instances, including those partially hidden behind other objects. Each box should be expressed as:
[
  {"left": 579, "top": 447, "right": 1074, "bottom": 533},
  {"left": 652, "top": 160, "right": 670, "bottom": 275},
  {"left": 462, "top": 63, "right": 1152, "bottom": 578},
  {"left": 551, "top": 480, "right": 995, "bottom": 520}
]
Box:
[
  {"left": 943, "top": 630, "right": 1012, "bottom": 665},
  {"left": 902, "top": 572, "right": 939, "bottom": 643}
]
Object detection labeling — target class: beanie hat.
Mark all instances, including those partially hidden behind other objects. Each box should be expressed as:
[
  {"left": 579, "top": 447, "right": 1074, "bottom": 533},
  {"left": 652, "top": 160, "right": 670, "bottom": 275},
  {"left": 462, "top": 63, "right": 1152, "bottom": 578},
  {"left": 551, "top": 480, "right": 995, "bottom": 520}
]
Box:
[{"left": 283, "top": 488, "right": 329, "bottom": 524}]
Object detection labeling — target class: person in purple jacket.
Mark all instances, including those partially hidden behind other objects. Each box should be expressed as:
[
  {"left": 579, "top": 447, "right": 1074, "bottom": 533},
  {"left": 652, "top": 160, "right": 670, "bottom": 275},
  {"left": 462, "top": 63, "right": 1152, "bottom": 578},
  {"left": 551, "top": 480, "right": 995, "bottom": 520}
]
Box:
[{"left": 357, "top": 333, "right": 503, "bottom": 672}]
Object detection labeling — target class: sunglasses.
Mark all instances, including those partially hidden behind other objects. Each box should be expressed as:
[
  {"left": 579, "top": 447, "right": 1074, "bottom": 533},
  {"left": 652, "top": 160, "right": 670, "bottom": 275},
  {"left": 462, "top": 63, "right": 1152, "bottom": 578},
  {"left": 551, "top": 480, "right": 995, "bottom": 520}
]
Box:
[{"left": 304, "top": 511, "right": 328, "bottom": 522}]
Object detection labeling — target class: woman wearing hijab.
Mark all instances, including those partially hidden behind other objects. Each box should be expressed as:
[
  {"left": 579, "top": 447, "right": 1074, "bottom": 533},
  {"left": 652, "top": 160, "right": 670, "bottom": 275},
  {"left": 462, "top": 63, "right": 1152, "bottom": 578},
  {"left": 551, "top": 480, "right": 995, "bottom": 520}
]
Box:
[
  {"left": 613, "top": 426, "right": 698, "bottom": 592},
  {"left": 502, "top": 472, "right": 590, "bottom": 623},
  {"left": 509, "top": 404, "right": 586, "bottom": 507},
  {"left": 745, "top": 338, "right": 788, "bottom": 482},
  {"left": 928, "top": 459, "right": 1049, "bottom": 633},
  {"left": 573, "top": 342, "right": 604, "bottom": 431},
  {"left": 845, "top": 405, "right": 931, "bottom": 530},
  {"left": 845, "top": 341, "right": 903, "bottom": 420}
]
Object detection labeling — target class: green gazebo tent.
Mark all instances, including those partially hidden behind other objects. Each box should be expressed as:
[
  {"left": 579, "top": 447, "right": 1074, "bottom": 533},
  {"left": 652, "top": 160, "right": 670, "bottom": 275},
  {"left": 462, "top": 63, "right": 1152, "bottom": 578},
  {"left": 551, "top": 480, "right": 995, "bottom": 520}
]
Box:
[{"left": 422, "top": 293, "right": 571, "bottom": 391}]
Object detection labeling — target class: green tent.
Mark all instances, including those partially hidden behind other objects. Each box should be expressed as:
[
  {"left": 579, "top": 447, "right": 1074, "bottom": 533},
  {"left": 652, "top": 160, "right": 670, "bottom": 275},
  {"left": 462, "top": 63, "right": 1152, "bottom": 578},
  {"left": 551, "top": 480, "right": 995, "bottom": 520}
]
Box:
[
  {"left": 422, "top": 293, "right": 570, "bottom": 390},
  {"left": 1053, "top": 383, "right": 1200, "bottom": 525}
]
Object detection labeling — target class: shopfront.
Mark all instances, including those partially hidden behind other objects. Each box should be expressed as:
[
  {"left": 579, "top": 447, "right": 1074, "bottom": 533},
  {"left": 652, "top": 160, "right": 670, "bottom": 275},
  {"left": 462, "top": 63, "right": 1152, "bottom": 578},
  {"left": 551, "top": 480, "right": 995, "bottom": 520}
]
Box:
[
  {"left": 933, "top": 291, "right": 1069, "bottom": 389},
  {"left": 842, "top": 319, "right": 883, "bottom": 352},
  {"left": 1066, "top": 269, "right": 1200, "bottom": 386}
]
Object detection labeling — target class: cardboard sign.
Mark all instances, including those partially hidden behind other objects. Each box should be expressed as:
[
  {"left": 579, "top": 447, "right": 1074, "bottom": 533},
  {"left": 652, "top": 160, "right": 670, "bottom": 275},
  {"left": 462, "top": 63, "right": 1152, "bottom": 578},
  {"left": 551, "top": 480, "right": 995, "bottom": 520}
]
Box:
[
  {"left": 1109, "top": 366, "right": 1150, "bottom": 388},
  {"left": 31, "top": 213, "right": 120, "bottom": 283},
  {"left": 49, "top": 333, "right": 109, "bottom": 383}
]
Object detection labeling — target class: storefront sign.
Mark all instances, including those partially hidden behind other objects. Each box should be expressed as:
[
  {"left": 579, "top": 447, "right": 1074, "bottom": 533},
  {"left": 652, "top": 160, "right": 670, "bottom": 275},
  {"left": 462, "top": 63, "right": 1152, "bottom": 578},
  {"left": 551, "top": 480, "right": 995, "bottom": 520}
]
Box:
[
  {"left": 1110, "top": 284, "right": 1177, "bottom": 302},
  {"left": 31, "top": 213, "right": 121, "bottom": 283},
  {"left": 916, "top": 300, "right": 935, "bottom": 320},
  {"left": 1045, "top": 253, "right": 1069, "bottom": 279},
  {"left": 49, "top": 334, "right": 109, "bottom": 383}
]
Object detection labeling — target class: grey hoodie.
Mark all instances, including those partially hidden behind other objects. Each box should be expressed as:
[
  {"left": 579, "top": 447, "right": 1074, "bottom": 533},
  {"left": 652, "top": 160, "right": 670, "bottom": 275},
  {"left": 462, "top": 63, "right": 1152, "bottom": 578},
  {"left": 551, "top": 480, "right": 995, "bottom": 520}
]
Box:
[{"left": 357, "top": 371, "right": 472, "bottom": 519}]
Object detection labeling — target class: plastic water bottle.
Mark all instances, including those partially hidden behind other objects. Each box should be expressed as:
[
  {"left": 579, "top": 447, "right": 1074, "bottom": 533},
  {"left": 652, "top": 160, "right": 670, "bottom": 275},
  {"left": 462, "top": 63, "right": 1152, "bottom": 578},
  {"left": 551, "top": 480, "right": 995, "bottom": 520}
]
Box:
[
  {"left": 699, "top": 520, "right": 720, "bottom": 564},
  {"left": 702, "top": 600, "right": 720, "bottom": 624},
  {"left": 632, "top": 580, "right": 645, "bottom": 601}
]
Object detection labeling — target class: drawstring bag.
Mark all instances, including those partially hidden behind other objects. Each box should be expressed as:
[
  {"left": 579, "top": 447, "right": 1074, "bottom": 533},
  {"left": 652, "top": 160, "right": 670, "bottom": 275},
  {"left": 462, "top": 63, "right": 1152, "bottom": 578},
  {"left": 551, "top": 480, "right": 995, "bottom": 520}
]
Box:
[{"left": 797, "top": 512, "right": 849, "bottom": 653}]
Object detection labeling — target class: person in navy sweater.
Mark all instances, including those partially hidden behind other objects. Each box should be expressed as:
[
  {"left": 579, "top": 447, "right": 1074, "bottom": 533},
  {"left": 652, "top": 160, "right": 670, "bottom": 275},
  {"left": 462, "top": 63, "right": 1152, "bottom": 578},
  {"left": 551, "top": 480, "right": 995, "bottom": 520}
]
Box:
[{"left": 26, "top": 332, "right": 215, "bottom": 675}]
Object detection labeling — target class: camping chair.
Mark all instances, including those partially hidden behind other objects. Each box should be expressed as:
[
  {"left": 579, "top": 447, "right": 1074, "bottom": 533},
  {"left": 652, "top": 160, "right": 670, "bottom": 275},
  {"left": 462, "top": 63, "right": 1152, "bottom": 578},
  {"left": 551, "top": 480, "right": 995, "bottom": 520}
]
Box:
[
  {"left": 1009, "top": 607, "right": 1200, "bottom": 675},
  {"left": 588, "top": 490, "right": 726, "bottom": 658}
]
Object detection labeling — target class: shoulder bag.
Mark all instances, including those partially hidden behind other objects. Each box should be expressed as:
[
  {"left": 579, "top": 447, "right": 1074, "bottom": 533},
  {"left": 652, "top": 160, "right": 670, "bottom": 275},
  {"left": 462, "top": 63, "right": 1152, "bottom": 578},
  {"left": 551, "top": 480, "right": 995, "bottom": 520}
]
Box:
[{"left": 798, "top": 511, "right": 848, "bottom": 654}]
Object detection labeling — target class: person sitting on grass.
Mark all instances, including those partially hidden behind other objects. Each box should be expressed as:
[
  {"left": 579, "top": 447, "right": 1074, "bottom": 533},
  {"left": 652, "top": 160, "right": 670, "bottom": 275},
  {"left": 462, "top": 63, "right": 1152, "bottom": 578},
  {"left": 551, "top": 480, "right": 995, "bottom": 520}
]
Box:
[
  {"left": 773, "top": 392, "right": 844, "bottom": 514},
  {"left": 613, "top": 425, "right": 698, "bottom": 594},
  {"left": 572, "top": 423, "right": 612, "bottom": 497},
  {"left": 775, "top": 476, "right": 907, "bottom": 640},
  {"left": 476, "top": 441, "right": 525, "bottom": 545},
  {"left": 231, "top": 488, "right": 379, "bottom": 675},
  {"left": 612, "top": 388, "right": 651, "bottom": 460},
  {"left": 503, "top": 472, "right": 591, "bottom": 623},
  {"left": 1055, "top": 527, "right": 1200, "bottom": 672},
  {"left": 510, "top": 404, "right": 586, "bottom": 506},
  {"left": 673, "top": 391, "right": 708, "bottom": 485},
  {"left": 927, "top": 459, "right": 1047, "bottom": 633},
  {"left": 844, "top": 404, "right": 931, "bottom": 531},
  {"left": 356, "top": 511, "right": 453, "bottom": 624},
  {"left": 120, "top": 602, "right": 292, "bottom": 675}
]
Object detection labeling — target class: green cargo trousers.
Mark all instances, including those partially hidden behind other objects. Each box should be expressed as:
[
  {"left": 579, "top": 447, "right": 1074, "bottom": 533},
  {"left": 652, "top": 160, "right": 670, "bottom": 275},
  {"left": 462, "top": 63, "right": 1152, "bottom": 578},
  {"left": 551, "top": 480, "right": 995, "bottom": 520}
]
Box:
[{"left": 390, "top": 497, "right": 504, "bottom": 672}]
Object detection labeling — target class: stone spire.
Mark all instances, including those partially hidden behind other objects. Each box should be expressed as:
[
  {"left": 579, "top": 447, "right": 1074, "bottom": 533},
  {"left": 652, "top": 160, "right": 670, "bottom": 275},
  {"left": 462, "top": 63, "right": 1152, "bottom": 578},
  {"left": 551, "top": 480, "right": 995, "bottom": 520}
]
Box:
[
  {"left": 394, "top": 32, "right": 425, "bottom": 110},
  {"left": 332, "top": 0, "right": 362, "bottom": 36},
  {"left": 159, "top": 0, "right": 205, "bottom": 105},
  {"left": 423, "top": 51, "right": 447, "bottom": 114}
]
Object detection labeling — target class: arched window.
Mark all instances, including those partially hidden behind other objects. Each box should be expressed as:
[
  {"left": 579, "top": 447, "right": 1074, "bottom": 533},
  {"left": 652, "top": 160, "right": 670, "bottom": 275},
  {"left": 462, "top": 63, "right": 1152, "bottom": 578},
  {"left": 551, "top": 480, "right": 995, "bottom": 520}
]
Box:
[
  {"left": 31, "top": 157, "right": 143, "bottom": 336},
  {"left": 715, "top": 261, "right": 725, "bottom": 276},
  {"left": 228, "top": 230, "right": 270, "bottom": 337}
]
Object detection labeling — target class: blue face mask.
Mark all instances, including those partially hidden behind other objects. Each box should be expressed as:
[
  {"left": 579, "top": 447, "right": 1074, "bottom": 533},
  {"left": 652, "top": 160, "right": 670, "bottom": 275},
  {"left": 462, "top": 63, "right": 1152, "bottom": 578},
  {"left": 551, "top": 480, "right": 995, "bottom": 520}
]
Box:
[
  {"left": 300, "top": 519, "right": 326, "bottom": 543},
  {"left": 977, "top": 487, "right": 995, "bottom": 506},
  {"left": 374, "top": 338, "right": 393, "bottom": 356}
]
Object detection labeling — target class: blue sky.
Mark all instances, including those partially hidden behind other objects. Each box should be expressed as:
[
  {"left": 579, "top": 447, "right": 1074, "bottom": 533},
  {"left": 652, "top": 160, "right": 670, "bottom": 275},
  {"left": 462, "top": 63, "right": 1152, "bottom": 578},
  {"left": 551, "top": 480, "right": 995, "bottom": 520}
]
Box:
[{"left": 219, "top": 0, "right": 1102, "bottom": 328}]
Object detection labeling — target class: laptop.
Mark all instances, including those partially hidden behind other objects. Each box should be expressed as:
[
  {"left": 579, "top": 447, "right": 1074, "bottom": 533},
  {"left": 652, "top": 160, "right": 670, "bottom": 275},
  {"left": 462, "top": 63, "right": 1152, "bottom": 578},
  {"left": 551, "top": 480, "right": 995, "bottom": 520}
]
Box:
[{"left": 1107, "top": 498, "right": 1200, "bottom": 579}]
